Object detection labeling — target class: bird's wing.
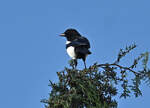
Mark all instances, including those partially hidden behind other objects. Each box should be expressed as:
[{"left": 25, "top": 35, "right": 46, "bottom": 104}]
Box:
[{"left": 71, "top": 36, "right": 90, "bottom": 48}]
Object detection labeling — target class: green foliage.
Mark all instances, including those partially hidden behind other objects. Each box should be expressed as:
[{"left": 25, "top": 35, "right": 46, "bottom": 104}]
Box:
[{"left": 41, "top": 44, "right": 150, "bottom": 108}]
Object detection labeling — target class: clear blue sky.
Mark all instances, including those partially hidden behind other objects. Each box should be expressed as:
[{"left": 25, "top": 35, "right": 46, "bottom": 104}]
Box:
[{"left": 0, "top": 0, "right": 150, "bottom": 108}]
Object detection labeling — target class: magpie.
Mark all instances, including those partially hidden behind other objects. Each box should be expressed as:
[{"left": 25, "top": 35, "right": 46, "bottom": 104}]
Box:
[{"left": 60, "top": 28, "right": 91, "bottom": 69}]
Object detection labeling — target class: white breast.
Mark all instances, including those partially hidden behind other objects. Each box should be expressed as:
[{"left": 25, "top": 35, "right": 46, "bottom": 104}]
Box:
[{"left": 66, "top": 46, "right": 76, "bottom": 59}]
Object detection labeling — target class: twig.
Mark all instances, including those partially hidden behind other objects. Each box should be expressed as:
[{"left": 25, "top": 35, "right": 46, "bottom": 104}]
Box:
[{"left": 97, "top": 63, "right": 140, "bottom": 75}]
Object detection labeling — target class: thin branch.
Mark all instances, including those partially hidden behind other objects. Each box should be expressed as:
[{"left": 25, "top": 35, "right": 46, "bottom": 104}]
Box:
[{"left": 97, "top": 63, "right": 139, "bottom": 75}]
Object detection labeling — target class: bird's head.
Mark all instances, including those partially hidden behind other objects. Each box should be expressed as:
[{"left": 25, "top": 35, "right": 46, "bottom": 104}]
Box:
[{"left": 60, "top": 28, "right": 81, "bottom": 41}]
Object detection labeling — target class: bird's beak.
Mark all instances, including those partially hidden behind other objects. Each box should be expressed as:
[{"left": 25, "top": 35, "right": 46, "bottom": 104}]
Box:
[{"left": 59, "top": 33, "right": 65, "bottom": 37}]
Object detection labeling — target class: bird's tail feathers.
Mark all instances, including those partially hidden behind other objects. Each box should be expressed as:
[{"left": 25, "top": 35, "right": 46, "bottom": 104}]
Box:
[{"left": 88, "top": 50, "right": 92, "bottom": 54}]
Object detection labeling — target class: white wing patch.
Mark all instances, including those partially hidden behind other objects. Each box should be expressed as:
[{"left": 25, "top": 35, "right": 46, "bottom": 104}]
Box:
[
  {"left": 66, "top": 46, "right": 76, "bottom": 59},
  {"left": 66, "top": 41, "right": 71, "bottom": 44}
]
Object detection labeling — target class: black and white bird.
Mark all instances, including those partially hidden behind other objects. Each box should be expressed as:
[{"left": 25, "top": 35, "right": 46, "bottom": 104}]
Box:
[{"left": 60, "top": 28, "right": 91, "bottom": 69}]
